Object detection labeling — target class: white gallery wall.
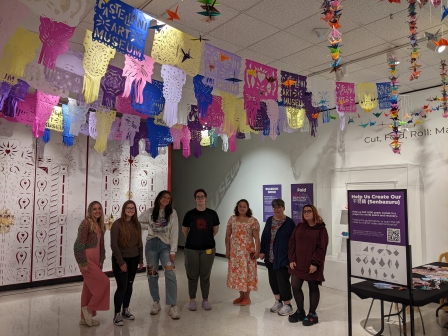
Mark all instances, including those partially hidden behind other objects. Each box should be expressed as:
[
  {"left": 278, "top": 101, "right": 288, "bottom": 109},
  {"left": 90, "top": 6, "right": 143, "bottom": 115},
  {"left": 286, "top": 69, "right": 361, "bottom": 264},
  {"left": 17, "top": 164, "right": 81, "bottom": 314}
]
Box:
[
  {"left": 0, "top": 121, "right": 168, "bottom": 287},
  {"left": 172, "top": 86, "right": 446, "bottom": 271}
]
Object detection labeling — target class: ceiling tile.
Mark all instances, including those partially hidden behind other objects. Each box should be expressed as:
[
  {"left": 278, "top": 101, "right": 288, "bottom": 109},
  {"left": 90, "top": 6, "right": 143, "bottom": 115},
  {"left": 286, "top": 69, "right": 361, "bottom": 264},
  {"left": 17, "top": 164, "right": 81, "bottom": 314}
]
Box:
[
  {"left": 281, "top": 45, "right": 331, "bottom": 70},
  {"left": 285, "top": 16, "right": 361, "bottom": 45},
  {"left": 334, "top": 28, "right": 388, "bottom": 57},
  {"left": 248, "top": 31, "right": 313, "bottom": 59},
  {"left": 417, "top": 50, "right": 446, "bottom": 68},
  {"left": 219, "top": 0, "right": 264, "bottom": 11},
  {"left": 203, "top": 36, "right": 243, "bottom": 54},
  {"left": 343, "top": 0, "right": 404, "bottom": 25},
  {"left": 347, "top": 69, "right": 385, "bottom": 83},
  {"left": 237, "top": 49, "right": 275, "bottom": 66},
  {"left": 267, "top": 61, "right": 302, "bottom": 75},
  {"left": 245, "top": 0, "right": 321, "bottom": 30},
  {"left": 209, "top": 14, "right": 279, "bottom": 48},
  {"left": 406, "top": 78, "right": 441, "bottom": 91},
  {"left": 141, "top": 0, "right": 180, "bottom": 18}
]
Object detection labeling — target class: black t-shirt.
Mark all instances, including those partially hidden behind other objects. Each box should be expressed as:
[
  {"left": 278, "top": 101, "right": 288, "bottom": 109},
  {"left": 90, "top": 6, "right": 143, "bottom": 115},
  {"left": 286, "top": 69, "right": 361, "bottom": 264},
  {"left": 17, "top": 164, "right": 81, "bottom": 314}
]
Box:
[{"left": 182, "top": 208, "right": 220, "bottom": 250}]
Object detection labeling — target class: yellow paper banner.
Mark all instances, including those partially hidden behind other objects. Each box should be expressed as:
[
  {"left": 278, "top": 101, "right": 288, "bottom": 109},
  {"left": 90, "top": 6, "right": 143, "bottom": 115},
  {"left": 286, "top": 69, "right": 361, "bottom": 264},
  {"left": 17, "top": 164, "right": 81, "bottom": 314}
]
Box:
[
  {"left": 286, "top": 107, "right": 305, "bottom": 129},
  {"left": 45, "top": 106, "right": 63, "bottom": 132},
  {"left": 94, "top": 109, "right": 116, "bottom": 153},
  {"left": 358, "top": 82, "right": 378, "bottom": 112},
  {"left": 219, "top": 90, "right": 237, "bottom": 136},
  {"left": 151, "top": 25, "right": 202, "bottom": 77}
]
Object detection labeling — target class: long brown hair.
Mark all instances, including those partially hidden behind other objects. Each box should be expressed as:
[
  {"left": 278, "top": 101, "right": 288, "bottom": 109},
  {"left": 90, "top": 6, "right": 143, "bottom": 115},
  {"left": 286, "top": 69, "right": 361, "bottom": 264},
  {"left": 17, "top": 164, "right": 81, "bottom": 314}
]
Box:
[
  {"left": 118, "top": 200, "right": 142, "bottom": 248},
  {"left": 86, "top": 201, "right": 106, "bottom": 233},
  {"left": 301, "top": 204, "right": 323, "bottom": 224}
]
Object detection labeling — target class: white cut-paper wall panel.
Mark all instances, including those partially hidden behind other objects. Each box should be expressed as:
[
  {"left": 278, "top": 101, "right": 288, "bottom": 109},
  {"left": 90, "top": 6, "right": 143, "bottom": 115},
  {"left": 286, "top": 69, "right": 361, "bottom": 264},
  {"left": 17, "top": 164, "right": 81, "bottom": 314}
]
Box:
[
  {"left": 0, "top": 124, "right": 35, "bottom": 286},
  {"left": 32, "top": 131, "right": 87, "bottom": 281}
]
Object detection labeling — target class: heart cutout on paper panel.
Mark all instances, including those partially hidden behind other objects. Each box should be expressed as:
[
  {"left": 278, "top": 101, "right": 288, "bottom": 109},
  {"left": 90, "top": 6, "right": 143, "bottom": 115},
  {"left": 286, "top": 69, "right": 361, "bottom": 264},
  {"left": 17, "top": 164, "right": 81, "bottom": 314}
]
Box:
[
  {"left": 18, "top": 198, "right": 31, "bottom": 209},
  {"left": 140, "top": 179, "right": 148, "bottom": 187},
  {"left": 20, "top": 179, "right": 31, "bottom": 190},
  {"left": 35, "top": 248, "right": 46, "bottom": 262},
  {"left": 37, "top": 198, "right": 49, "bottom": 210},
  {"left": 37, "top": 180, "right": 47, "bottom": 192},
  {"left": 112, "top": 204, "right": 120, "bottom": 214},
  {"left": 36, "top": 230, "right": 47, "bottom": 243},
  {"left": 16, "top": 250, "right": 27, "bottom": 264},
  {"left": 17, "top": 231, "right": 29, "bottom": 244},
  {"left": 138, "top": 204, "right": 146, "bottom": 213}
]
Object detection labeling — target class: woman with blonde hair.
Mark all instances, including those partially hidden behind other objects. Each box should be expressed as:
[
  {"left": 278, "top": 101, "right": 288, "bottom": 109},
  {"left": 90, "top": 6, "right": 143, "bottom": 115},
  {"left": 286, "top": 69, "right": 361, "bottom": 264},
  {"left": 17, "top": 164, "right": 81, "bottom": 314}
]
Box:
[
  {"left": 110, "top": 200, "right": 143, "bottom": 326},
  {"left": 74, "top": 201, "right": 110, "bottom": 327}
]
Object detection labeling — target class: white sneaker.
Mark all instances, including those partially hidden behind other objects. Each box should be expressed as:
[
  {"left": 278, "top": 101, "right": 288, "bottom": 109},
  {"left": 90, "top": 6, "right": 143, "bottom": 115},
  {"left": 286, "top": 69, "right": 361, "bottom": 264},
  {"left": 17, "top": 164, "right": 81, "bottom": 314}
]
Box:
[
  {"left": 278, "top": 304, "right": 294, "bottom": 316},
  {"left": 270, "top": 300, "right": 283, "bottom": 313},
  {"left": 79, "top": 318, "right": 100, "bottom": 326},
  {"left": 168, "top": 306, "right": 181, "bottom": 320},
  {"left": 150, "top": 301, "right": 161, "bottom": 315}
]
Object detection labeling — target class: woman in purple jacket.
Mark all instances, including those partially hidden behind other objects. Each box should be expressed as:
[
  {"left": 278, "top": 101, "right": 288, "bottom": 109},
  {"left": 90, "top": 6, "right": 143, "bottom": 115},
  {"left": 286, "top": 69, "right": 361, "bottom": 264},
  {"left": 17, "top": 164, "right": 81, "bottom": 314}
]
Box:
[{"left": 288, "top": 204, "right": 328, "bottom": 327}]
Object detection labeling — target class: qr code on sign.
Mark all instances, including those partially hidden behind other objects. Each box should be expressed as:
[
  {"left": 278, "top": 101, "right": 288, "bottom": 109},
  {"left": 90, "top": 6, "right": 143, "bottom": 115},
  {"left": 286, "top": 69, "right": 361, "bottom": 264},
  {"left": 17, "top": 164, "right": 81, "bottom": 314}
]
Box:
[{"left": 387, "top": 228, "right": 401, "bottom": 243}]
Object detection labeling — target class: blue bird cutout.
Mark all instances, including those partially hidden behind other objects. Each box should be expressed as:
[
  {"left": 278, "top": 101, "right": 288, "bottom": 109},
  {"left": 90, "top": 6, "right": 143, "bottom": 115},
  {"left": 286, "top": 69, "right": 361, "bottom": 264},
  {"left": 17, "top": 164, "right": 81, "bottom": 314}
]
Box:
[
  {"left": 359, "top": 120, "right": 369, "bottom": 128},
  {"left": 149, "top": 24, "right": 166, "bottom": 32},
  {"left": 373, "top": 111, "right": 383, "bottom": 118},
  {"left": 369, "top": 120, "right": 376, "bottom": 126},
  {"left": 443, "top": 6, "right": 448, "bottom": 21},
  {"left": 348, "top": 117, "right": 354, "bottom": 124}
]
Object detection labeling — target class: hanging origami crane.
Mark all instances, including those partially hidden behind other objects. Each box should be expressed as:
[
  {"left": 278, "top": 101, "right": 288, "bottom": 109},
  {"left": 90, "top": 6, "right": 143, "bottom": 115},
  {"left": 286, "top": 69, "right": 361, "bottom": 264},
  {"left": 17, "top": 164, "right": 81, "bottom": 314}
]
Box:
[
  {"left": 321, "top": 0, "right": 344, "bottom": 73},
  {"left": 166, "top": 6, "right": 180, "bottom": 20},
  {"left": 440, "top": 59, "right": 448, "bottom": 118},
  {"left": 408, "top": 0, "right": 421, "bottom": 81},
  {"left": 197, "top": 0, "right": 221, "bottom": 22}
]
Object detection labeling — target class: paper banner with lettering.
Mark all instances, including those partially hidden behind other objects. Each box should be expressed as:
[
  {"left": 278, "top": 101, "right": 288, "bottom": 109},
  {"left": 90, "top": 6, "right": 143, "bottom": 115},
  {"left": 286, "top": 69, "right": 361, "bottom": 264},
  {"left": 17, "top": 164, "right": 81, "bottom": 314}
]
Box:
[
  {"left": 100, "top": 65, "right": 125, "bottom": 109},
  {"left": 357, "top": 82, "right": 377, "bottom": 112},
  {"left": 335, "top": 82, "right": 356, "bottom": 113},
  {"left": 19, "top": 0, "right": 86, "bottom": 27},
  {"left": 280, "top": 70, "right": 307, "bottom": 107},
  {"left": 202, "top": 43, "right": 242, "bottom": 95},
  {"left": 161, "top": 65, "right": 187, "bottom": 127},
  {"left": 244, "top": 60, "right": 278, "bottom": 127},
  {"left": 82, "top": 30, "right": 116, "bottom": 104},
  {"left": 93, "top": 0, "right": 152, "bottom": 60},
  {"left": 2, "top": 80, "right": 30, "bottom": 117},
  {"left": 188, "top": 104, "right": 203, "bottom": 158},
  {"left": 0, "top": 27, "right": 40, "bottom": 85},
  {"left": 122, "top": 55, "right": 154, "bottom": 103},
  {"left": 43, "top": 105, "right": 63, "bottom": 143},
  {"left": 131, "top": 80, "right": 164, "bottom": 117},
  {"left": 145, "top": 117, "right": 173, "bottom": 158},
  {"left": 38, "top": 17, "right": 76, "bottom": 69},
  {"left": 0, "top": 2, "right": 30, "bottom": 54},
  {"left": 376, "top": 82, "right": 391, "bottom": 110},
  {"left": 151, "top": 25, "right": 202, "bottom": 77},
  {"left": 33, "top": 90, "right": 60, "bottom": 138}
]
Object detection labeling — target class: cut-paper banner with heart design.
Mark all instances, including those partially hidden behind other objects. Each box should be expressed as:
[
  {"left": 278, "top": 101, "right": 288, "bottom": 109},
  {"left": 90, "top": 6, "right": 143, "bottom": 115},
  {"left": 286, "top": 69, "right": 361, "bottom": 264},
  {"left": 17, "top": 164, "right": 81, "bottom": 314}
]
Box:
[
  {"left": 17, "top": 231, "right": 29, "bottom": 243},
  {"left": 19, "top": 0, "right": 87, "bottom": 27},
  {"left": 38, "top": 17, "right": 76, "bottom": 70},
  {"left": 35, "top": 248, "right": 46, "bottom": 262},
  {"left": 122, "top": 55, "right": 155, "bottom": 103},
  {"left": 112, "top": 204, "right": 120, "bottom": 214},
  {"left": 16, "top": 250, "right": 28, "bottom": 264}
]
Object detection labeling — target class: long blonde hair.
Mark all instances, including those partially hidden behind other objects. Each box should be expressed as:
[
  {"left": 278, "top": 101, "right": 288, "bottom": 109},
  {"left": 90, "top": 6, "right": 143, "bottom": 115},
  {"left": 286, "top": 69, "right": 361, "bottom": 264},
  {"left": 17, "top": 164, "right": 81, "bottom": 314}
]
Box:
[
  {"left": 118, "top": 200, "right": 142, "bottom": 248},
  {"left": 86, "top": 201, "right": 106, "bottom": 233}
]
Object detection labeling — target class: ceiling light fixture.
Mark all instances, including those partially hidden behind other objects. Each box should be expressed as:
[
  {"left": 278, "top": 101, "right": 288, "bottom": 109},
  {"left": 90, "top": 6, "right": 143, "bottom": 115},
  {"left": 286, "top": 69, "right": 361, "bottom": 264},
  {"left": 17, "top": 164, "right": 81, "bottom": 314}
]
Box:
[{"left": 425, "top": 29, "right": 446, "bottom": 53}]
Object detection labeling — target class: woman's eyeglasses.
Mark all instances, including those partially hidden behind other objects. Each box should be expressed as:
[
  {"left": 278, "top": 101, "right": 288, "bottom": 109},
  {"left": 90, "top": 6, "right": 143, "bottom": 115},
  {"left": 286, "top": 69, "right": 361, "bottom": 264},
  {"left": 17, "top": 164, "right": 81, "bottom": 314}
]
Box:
[
  {"left": 303, "top": 210, "right": 313, "bottom": 214},
  {"left": 126, "top": 207, "right": 136, "bottom": 211}
]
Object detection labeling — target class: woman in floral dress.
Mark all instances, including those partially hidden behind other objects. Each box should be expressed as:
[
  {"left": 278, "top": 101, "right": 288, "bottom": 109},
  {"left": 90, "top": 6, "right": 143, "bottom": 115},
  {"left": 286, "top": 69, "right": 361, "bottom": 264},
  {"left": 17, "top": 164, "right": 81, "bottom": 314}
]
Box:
[{"left": 225, "top": 199, "right": 260, "bottom": 306}]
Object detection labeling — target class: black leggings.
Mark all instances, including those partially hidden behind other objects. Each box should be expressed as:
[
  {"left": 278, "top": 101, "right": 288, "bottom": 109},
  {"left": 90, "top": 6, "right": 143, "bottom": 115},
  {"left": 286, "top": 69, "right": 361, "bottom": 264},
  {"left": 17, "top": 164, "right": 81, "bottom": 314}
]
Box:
[
  {"left": 266, "top": 262, "right": 292, "bottom": 301},
  {"left": 112, "top": 255, "right": 140, "bottom": 314},
  {"left": 291, "top": 276, "right": 320, "bottom": 314}
]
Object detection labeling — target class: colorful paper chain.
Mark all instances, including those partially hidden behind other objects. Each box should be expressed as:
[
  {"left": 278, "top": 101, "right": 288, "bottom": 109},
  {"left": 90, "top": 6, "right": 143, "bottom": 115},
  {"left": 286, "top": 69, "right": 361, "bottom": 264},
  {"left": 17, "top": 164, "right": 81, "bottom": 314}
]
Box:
[
  {"left": 321, "top": 1, "right": 343, "bottom": 73},
  {"left": 387, "top": 55, "right": 403, "bottom": 154},
  {"left": 408, "top": 1, "right": 422, "bottom": 81}
]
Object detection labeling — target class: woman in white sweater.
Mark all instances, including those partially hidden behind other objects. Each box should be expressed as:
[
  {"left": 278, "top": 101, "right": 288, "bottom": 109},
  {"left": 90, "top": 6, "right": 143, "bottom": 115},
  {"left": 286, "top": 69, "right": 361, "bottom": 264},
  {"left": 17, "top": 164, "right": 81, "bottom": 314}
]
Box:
[{"left": 139, "top": 190, "right": 179, "bottom": 319}]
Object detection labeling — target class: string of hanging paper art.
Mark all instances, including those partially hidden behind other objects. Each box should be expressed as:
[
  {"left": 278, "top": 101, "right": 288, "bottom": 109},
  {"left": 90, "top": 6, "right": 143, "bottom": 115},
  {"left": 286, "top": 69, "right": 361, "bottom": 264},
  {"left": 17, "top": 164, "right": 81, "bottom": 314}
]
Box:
[
  {"left": 387, "top": 54, "right": 403, "bottom": 154},
  {"left": 408, "top": 0, "right": 422, "bottom": 81},
  {"left": 320, "top": 1, "right": 343, "bottom": 73}
]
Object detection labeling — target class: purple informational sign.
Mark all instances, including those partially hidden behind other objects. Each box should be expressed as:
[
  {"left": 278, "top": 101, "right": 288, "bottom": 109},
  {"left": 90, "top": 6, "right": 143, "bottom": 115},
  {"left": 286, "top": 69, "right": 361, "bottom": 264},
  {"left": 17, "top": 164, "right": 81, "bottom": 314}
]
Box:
[
  {"left": 291, "top": 183, "right": 313, "bottom": 222},
  {"left": 263, "top": 185, "right": 282, "bottom": 221},
  {"left": 348, "top": 190, "right": 407, "bottom": 246}
]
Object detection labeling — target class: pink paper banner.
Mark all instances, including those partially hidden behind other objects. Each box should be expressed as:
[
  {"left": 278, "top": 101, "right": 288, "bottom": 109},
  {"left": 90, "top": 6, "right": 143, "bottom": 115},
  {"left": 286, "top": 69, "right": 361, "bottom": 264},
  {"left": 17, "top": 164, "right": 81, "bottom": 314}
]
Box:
[
  {"left": 244, "top": 59, "right": 278, "bottom": 126},
  {"left": 335, "top": 82, "right": 356, "bottom": 113}
]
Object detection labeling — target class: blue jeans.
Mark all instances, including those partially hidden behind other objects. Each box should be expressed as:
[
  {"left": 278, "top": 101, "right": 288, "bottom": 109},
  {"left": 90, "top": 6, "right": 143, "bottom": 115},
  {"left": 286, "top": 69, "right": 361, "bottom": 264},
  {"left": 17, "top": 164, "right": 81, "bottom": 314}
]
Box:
[{"left": 145, "top": 238, "right": 177, "bottom": 305}]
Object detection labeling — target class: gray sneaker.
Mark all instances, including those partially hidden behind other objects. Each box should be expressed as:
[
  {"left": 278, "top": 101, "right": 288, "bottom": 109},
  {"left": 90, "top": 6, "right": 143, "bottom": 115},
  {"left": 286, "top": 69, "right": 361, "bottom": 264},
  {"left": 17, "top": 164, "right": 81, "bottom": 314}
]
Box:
[
  {"left": 270, "top": 300, "right": 283, "bottom": 313},
  {"left": 168, "top": 305, "right": 181, "bottom": 319},
  {"left": 278, "top": 304, "right": 294, "bottom": 316},
  {"left": 150, "top": 301, "right": 161, "bottom": 315},
  {"left": 202, "top": 300, "right": 212, "bottom": 310}
]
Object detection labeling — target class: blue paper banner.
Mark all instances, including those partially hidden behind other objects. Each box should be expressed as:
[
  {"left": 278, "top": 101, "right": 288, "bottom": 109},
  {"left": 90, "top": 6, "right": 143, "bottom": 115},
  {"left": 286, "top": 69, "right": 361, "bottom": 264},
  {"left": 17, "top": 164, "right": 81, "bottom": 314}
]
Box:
[
  {"left": 131, "top": 80, "right": 165, "bottom": 117},
  {"left": 376, "top": 82, "right": 391, "bottom": 110},
  {"left": 93, "top": 0, "right": 153, "bottom": 60}
]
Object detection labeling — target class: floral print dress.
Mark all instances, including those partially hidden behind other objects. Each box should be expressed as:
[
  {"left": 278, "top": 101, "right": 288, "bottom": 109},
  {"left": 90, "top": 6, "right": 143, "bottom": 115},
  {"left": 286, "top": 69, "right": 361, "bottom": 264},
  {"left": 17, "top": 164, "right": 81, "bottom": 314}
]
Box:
[{"left": 226, "top": 215, "right": 260, "bottom": 292}]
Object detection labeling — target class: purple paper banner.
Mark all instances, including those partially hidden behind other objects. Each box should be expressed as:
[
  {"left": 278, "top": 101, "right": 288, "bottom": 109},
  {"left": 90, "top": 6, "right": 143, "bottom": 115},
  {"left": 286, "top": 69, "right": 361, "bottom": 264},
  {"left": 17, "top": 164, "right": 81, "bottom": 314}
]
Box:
[
  {"left": 335, "top": 82, "right": 356, "bottom": 113},
  {"left": 202, "top": 43, "right": 242, "bottom": 95},
  {"left": 280, "top": 70, "right": 307, "bottom": 107},
  {"left": 291, "top": 184, "right": 313, "bottom": 222},
  {"left": 376, "top": 82, "right": 391, "bottom": 110},
  {"left": 348, "top": 190, "right": 407, "bottom": 246},
  {"left": 263, "top": 184, "right": 282, "bottom": 221}
]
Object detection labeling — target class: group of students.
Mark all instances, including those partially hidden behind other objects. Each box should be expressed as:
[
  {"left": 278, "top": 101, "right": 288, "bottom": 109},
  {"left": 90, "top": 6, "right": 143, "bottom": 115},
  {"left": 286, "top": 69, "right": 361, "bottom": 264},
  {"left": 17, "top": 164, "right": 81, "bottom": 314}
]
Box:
[{"left": 73, "top": 189, "right": 328, "bottom": 328}]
